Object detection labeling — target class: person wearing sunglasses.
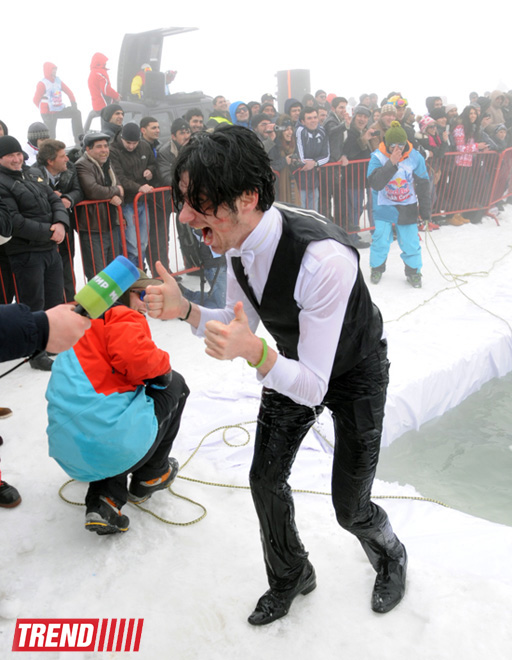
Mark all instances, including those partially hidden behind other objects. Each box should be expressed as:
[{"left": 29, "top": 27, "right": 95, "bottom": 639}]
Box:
[{"left": 367, "top": 121, "right": 431, "bottom": 288}]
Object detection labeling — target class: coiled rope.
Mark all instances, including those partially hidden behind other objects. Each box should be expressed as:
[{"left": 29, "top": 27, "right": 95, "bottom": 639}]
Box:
[{"left": 385, "top": 224, "right": 512, "bottom": 333}]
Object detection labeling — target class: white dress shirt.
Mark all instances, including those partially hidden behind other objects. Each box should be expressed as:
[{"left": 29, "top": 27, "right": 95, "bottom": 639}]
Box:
[{"left": 194, "top": 205, "right": 359, "bottom": 407}]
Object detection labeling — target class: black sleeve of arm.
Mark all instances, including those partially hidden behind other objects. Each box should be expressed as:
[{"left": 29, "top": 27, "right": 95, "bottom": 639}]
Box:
[
  {"left": 414, "top": 174, "right": 432, "bottom": 220},
  {"left": 0, "top": 305, "right": 49, "bottom": 361},
  {"left": 48, "top": 189, "right": 70, "bottom": 228},
  {"left": 0, "top": 198, "right": 14, "bottom": 238},
  {"left": 367, "top": 160, "right": 398, "bottom": 191},
  {"left": 61, "top": 166, "right": 84, "bottom": 208}
]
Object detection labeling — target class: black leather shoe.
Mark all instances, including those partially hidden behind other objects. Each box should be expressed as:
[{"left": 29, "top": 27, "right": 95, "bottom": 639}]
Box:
[
  {"left": 371, "top": 545, "right": 407, "bottom": 613},
  {"left": 248, "top": 563, "right": 316, "bottom": 626}
]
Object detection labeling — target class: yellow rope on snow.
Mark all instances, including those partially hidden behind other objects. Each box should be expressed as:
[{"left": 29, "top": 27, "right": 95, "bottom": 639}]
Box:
[
  {"left": 59, "top": 420, "right": 451, "bottom": 525},
  {"left": 384, "top": 228, "right": 512, "bottom": 333}
]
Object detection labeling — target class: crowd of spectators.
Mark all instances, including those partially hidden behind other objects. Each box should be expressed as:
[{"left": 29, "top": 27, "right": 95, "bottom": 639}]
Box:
[{"left": 2, "top": 81, "right": 512, "bottom": 341}]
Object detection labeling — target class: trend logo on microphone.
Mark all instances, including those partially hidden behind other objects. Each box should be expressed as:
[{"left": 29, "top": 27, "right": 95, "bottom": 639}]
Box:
[{"left": 12, "top": 618, "right": 144, "bottom": 652}]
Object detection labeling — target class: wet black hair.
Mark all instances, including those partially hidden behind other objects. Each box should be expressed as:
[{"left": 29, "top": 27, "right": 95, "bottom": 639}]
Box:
[{"left": 172, "top": 125, "right": 275, "bottom": 216}]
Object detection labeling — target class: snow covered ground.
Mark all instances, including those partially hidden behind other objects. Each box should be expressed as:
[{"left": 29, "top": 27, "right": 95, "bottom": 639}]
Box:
[{"left": 1, "top": 210, "right": 512, "bottom": 659}]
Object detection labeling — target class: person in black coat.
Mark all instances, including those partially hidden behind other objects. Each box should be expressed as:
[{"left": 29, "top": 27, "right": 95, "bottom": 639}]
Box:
[
  {"left": 0, "top": 135, "right": 69, "bottom": 370},
  {"left": 0, "top": 302, "right": 91, "bottom": 506},
  {"left": 29, "top": 139, "right": 83, "bottom": 301}
]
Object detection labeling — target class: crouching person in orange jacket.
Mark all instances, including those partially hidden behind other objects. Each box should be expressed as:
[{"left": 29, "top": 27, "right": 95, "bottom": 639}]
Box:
[{"left": 46, "top": 271, "right": 189, "bottom": 535}]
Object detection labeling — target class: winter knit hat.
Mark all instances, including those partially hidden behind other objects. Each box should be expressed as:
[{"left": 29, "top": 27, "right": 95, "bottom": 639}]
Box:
[
  {"left": 101, "top": 103, "right": 123, "bottom": 123},
  {"left": 477, "top": 96, "right": 491, "bottom": 114},
  {"left": 388, "top": 95, "right": 408, "bottom": 108},
  {"left": 419, "top": 116, "right": 436, "bottom": 133},
  {"left": 27, "top": 122, "right": 50, "bottom": 145},
  {"left": 121, "top": 122, "right": 141, "bottom": 141},
  {"left": 380, "top": 103, "right": 397, "bottom": 116},
  {"left": 385, "top": 121, "right": 408, "bottom": 146},
  {"left": 171, "top": 118, "right": 190, "bottom": 134},
  {"left": 494, "top": 123, "right": 507, "bottom": 135},
  {"left": 0, "top": 135, "right": 23, "bottom": 158}
]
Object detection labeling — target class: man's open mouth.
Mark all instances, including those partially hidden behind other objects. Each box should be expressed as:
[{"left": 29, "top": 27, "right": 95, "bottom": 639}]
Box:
[{"left": 202, "top": 227, "right": 213, "bottom": 245}]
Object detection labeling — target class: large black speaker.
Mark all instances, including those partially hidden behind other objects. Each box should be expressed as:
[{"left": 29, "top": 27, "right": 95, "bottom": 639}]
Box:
[
  {"left": 144, "top": 71, "right": 166, "bottom": 101},
  {"left": 276, "top": 70, "right": 311, "bottom": 113}
]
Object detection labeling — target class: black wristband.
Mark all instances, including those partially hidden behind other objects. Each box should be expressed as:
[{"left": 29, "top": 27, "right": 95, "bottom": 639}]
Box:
[{"left": 179, "top": 300, "right": 192, "bottom": 321}]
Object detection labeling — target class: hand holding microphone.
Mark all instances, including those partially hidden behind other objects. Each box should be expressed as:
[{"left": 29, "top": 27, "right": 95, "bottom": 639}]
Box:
[{"left": 46, "top": 305, "right": 91, "bottom": 353}]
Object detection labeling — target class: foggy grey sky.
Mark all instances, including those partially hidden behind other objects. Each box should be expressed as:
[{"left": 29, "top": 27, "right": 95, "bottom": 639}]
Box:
[{"left": 2, "top": 0, "right": 509, "bottom": 142}]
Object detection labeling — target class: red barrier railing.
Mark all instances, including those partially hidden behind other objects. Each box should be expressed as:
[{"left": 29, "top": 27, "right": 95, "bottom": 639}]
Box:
[
  {"left": 430, "top": 150, "right": 501, "bottom": 217},
  {"left": 131, "top": 187, "right": 197, "bottom": 278},
  {"left": 287, "top": 147, "right": 512, "bottom": 228},
  {"left": 291, "top": 160, "right": 373, "bottom": 232}
]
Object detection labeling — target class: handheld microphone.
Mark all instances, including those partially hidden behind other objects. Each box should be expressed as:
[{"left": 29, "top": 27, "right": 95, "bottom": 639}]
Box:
[{"left": 73, "top": 256, "right": 140, "bottom": 318}]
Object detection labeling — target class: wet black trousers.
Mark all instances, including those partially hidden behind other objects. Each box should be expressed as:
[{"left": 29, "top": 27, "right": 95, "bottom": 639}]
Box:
[
  {"left": 249, "top": 340, "right": 404, "bottom": 591},
  {"left": 86, "top": 371, "right": 189, "bottom": 510}
]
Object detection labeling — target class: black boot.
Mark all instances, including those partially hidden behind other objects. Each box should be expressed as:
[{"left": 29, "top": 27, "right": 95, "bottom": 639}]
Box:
[
  {"left": 0, "top": 481, "right": 22, "bottom": 508},
  {"left": 248, "top": 562, "right": 316, "bottom": 626},
  {"left": 370, "top": 261, "right": 386, "bottom": 284},
  {"left": 404, "top": 265, "right": 422, "bottom": 288},
  {"left": 371, "top": 544, "right": 408, "bottom": 613},
  {"left": 30, "top": 351, "right": 53, "bottom": 371},
  {"left": 85, "top": 496, "right": 129, "bottom": 535}
]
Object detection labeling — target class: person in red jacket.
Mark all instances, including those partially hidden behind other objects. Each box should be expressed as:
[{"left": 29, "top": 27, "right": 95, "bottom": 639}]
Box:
[
  {"left": 88, "top": 53, "right": 121, "bottom": 112},
  {"left": 33, "top": 63, "right": 83, "bottom": 144},
  {"left": 46, "top": 271, "right": 190, "bottom": 535}
]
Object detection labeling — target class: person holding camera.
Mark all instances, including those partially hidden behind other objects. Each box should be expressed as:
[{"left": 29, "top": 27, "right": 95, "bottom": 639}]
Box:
[
  {"left": 268, "top": 115, "right": 301, "bottom": 205},
  {"left": 368, "top": 103, "right": 398, "bottom": 151}
]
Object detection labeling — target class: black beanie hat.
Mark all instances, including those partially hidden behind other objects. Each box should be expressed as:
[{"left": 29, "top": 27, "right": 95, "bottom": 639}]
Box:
[
  {"left": 101, "top": 103, "right": 123, "bottom": 123},
  {"left": 477, "top": 96, "right": 491, "bottom": 114},
  {"left": 171, "top": 118, "right": 190, "bottom": 135},
  {"left": 27, "top": 122, "right": 50, "bottom": 145},
  {"left": 0, "top": 135, "right": 23, "bottom": 158},
  {"left": 121, "top": 122, "right": 141, "bottom": 141}
]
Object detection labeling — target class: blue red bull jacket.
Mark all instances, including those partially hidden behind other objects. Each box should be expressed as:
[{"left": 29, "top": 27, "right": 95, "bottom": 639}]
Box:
[{"left": 367, "top": 142, "right": 431, "bottom": 225}]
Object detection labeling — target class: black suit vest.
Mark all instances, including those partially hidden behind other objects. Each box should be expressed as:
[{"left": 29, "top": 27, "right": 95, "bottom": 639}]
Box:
[{"left": 231, "top": 204, "right": 383, "bottom": 379}]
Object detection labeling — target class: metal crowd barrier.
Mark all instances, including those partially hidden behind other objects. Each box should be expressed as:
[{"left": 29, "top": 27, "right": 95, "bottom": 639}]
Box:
[
  {"left": 286, "top": 147, "right": 512, "bottom": 229},
  {"left": 290, "top": 160, "right": 373, "bottom": 232}
]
